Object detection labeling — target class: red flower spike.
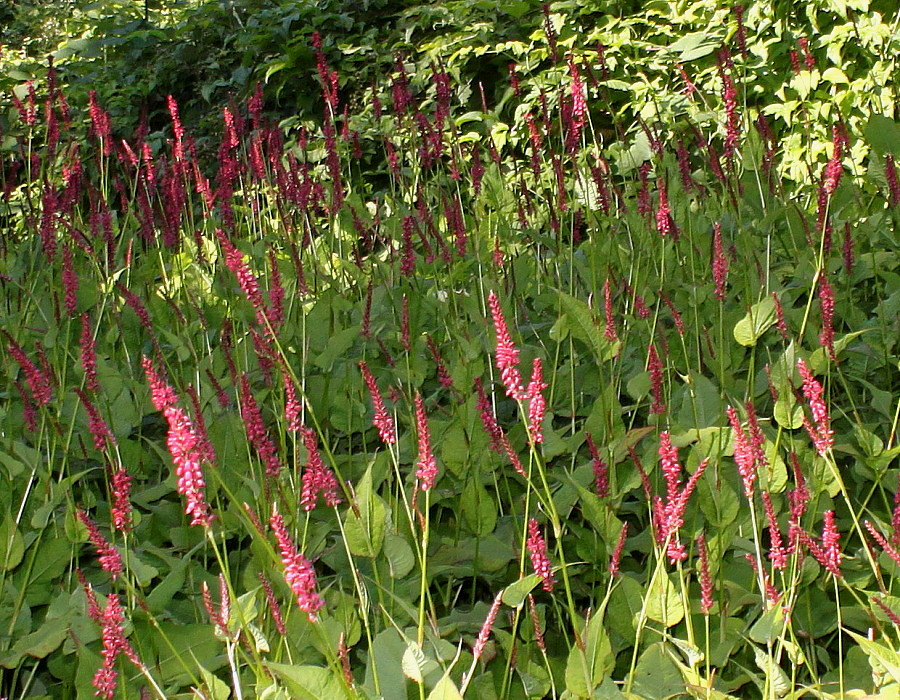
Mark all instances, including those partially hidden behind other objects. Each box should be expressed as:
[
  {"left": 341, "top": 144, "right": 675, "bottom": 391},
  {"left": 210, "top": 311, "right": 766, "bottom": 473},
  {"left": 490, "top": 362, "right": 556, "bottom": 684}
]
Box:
[
  {"left": 77, "top": 510, "right": 123, "bottom": 579},
  {"left": 414, "top": 392, "right": 438, "bottom": 491},
  {"left": 359, "top": 361, "right": 396, "bottom": 444},
  {"left": 697, "top": 533, "right": 714, "bottom": 613},
  {"left": 796, "top": 359, "right": 833, "bottom": 456},
  {"left": 526, "top": 358, "right": 548, "bottom": 444},
  {"left": 488, "top": 291, "right": 524, "bottom": 400},
  {"left": 527, "top": 518, "right": 555, "bottom": 592},
  {"left": 270, "top": 511, "right": 324, "bottom": 621}
]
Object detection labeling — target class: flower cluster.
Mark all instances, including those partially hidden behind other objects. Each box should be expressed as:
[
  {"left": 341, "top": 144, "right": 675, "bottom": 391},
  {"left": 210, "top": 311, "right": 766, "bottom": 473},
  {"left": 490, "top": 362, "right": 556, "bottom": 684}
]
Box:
[
  {"left": 654, "top": 432, "right": 708, "bottom": 563},
  {"left": 488, "top": 291, "right": 524, "bottom": 399},
  {"left": 797, "top": 359, "right": 833, "bottom": 456},
  {"left": 299, "top": 426, "right": 341, "bottom": 510},
  {"left": 270, "top": 511, "right": 324, "bottom": 621},
  {"left": 413, "top": 392, "right": 438, "bottom": 491},
  {"left": 92, "top": 595, "right": 141, "bottom": 699},
  {"left": 359, "top": 361, "right": 396, "bottom": 444},
  {"left": 526, "top": 518, "right": 555, "bottom": 592},
  {"left": 142, "top": 356, "right": 213, "bottom": 526}
]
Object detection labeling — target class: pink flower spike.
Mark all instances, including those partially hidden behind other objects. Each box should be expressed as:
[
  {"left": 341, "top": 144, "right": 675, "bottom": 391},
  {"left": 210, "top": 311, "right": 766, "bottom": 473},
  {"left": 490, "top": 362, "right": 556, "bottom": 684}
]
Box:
[
  {"left": 697, "top": 533, "right": 714, "bottom": 613},
  {"left": 5, "top": 339, "right": 53, "bottom": 407},
  {"left": 359, "top": 361, "right": 396, "bottom": 444},
  {"left": 818, "top": 274, "right": 836, "bottom": 361},
  {"left": 141, "top": 355, "right": 178, "bottom": 411},
  {"left": 165, "top": 405, "right": 214, "bottom": 527},
  {"left": 761, "top": 491, "right": 786, "bottom": 570},
  {"left": 414, "top": 392, "right": 438, "bottom": 491},
  {"left": 80, "top": 313, "right": 100, "bottom": 394},
  {"left": 648, "top": 344, "right": 665, "bottom": 415},
  {"left": 526, "top": 518, "right": 555, "bottom": 592},
  {"left": 585, "top": 433, "right": 609, "bottom": 498},
  {"left": 797, "top": 359, "right": 833, "bottom": 456},
  {"left": 727, "top": 405, "right": 758, "bottom": 498},
  {"left": 820, "top": 510, "right": 842, "bottom": 577},
  {"left": 712, "top": 222, "right": 729, "bottom": 301},
  {"left": 526, "top": 358, "right": 548, "bottom": 444},
  {"left": 602, "top": 278, "right": 618, "bottom": 343},
  {"left": 270, "top": 511, "right": 324, "bottom": 621},
  {"left": 239, "top": 374, "right": 283, "bottom": 478},
  {"left": 658, "top": 431, "right": 682, "bottom": 506},
  {"left": 77, "top": 510, "right": 123, "bottom": 579},
  {"left": 488, "top": 291, "right": 524, "bottom": 400},
  {"left": 472, "top": 591, "right": 504, "bottom": 661},
  {"left": 92, "top": 594, "right": 138, "bottom": 699},
  {"left": 299, "top": 426, "right": 341, "bottom": 510},
  {"left": 110, "top": 467, "right": 133, "bottom": 533},
  {"left": 609, "top": 523, "right": 628, "bottom": 577}
]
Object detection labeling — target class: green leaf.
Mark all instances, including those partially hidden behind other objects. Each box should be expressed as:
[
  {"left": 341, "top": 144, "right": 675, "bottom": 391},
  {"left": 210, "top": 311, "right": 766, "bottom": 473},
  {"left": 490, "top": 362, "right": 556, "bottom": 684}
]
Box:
[
  {"left": 645, "top": 573, "right": 684, "bottom": 627},
  {"left": 0, "top": 518, "right": 24, "bottom": 571},
  {"left": 461, "top": 479, "right": 497, "bottom": 537},
  {"left": 343, "top": 465, "right": 387, "bottom": 557},
  {"left": 199, "top": 662, "right": 232, "bottom": 699},
  {"left": 426, "top": 672, "right": 463, "bottom": 700},
  {"left": 556, "top": 291, "right": 619, "bottom": 362},
  {"left": 402, "top": 642, "right": 426, "bottom": 683},
  {"left": 501, "top": 575, "right": 542, "bottom": 608},
  {"left": 865, "top": 115, "right": 900, "bottom": 156},
  {"left": 314, "top": 326, "right": 358, "bottom": 371},
  {"left": 266, "top": 663, "right": 347, "bottom": 700},
  {"left": 752, "top": 645, "right": 791, "bottom": 697},
  {"left": 384, "top": 533, "right": 415, "bottom": 579},
  {"left": 774, "top": 395, "right": 803, "bottom": 429},
  {"left": 0, "top": 616, "right": 68, "bottom": 668},
  {"left": 630, "top": 642, "right": 687, "bottom": 699},
  {"left": 364, "top": 628, "right": 408, "bottom": 700},
  {"left": 749, "top": 604, "right": 786, "bottom": 644},
  {"left": 733, "top": 296, "right": 777, "bottom": 347},
  {"left": 571, "top": 609, "right": 614, "bottom": 694},
  {"left": 846, "top": 630, "right": 900, "bottom": 685}
]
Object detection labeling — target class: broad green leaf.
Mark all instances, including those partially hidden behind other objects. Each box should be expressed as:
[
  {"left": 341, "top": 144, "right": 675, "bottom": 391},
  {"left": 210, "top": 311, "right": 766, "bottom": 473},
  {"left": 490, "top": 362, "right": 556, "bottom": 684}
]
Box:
[
  {"left": 0, "top": 450, "right": 26, "bottom": 477},
  {"left": 752, "top": 645, "right": 791, "bottom": 697},
  {"left": 865, "top": 115, "right": 900, "bottom": 155},
  {"left": 846, "top": 630, "right": 900, "bottom": 686},
  {"left": 314, "top": 326, "right": 358, "bottom": 371},
  {"left": 151, "top": 623, "right": 223, "bottom": 684},
  {"left": 384, "top": 533, "right": 415, "bottom": 579},
  {"left": 556, "top": 291, "right": 619, "bottom": 362},
  {"left": 0, "top": 616, "right": 68, "bottom": 668},
  {"left": 733, "top": 296, "right": 777, "bottom": 347},
  {"left": 565, "top": 609, "right": 614, "bottom": 697},
  {"left": 774, "top": 395, "right": 803, "bottom": 429},
  {"left": 199, "top": 662, "right": 232, "bottom": 699},
  {"left": 0, "top": 518, "right": 24, "bottom": 571},
  {"left": 402, "top": 642, "right": 426, "bottom": 683},
  {"left": 501, "top": 575, "right": 542, "bottom": 608},
  {"left": 607, "top": 575, "right": 643, "bottom": 640},
  {"left": 645, "top": 573, "right": 684, "bottom": 627},
  {"left": 364, "top": 628, "right": 407, "bottom": 700},
  {"left": 426, "top": 672, "right": 463, "bottom": 700},
  {"left": 266, "top": 663, "right": 346, "bottom": 700},
  {"left": 697, "top": 474, "right": 740, "bottom": 531},
  {"left": 749, "top": 604, "right": 786, "bottom": 644},
  {"left": 461, "top": 479, "right": 497, "bottom": 537},
  {"left": 343, "top": 465, "right": 386, "bottom": 557},
  {"left": 146, "top": 559, "right": 189, "bottom": 613},
  {"left": 631, "top": 643, "right": 687, "bottom": 699}
]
